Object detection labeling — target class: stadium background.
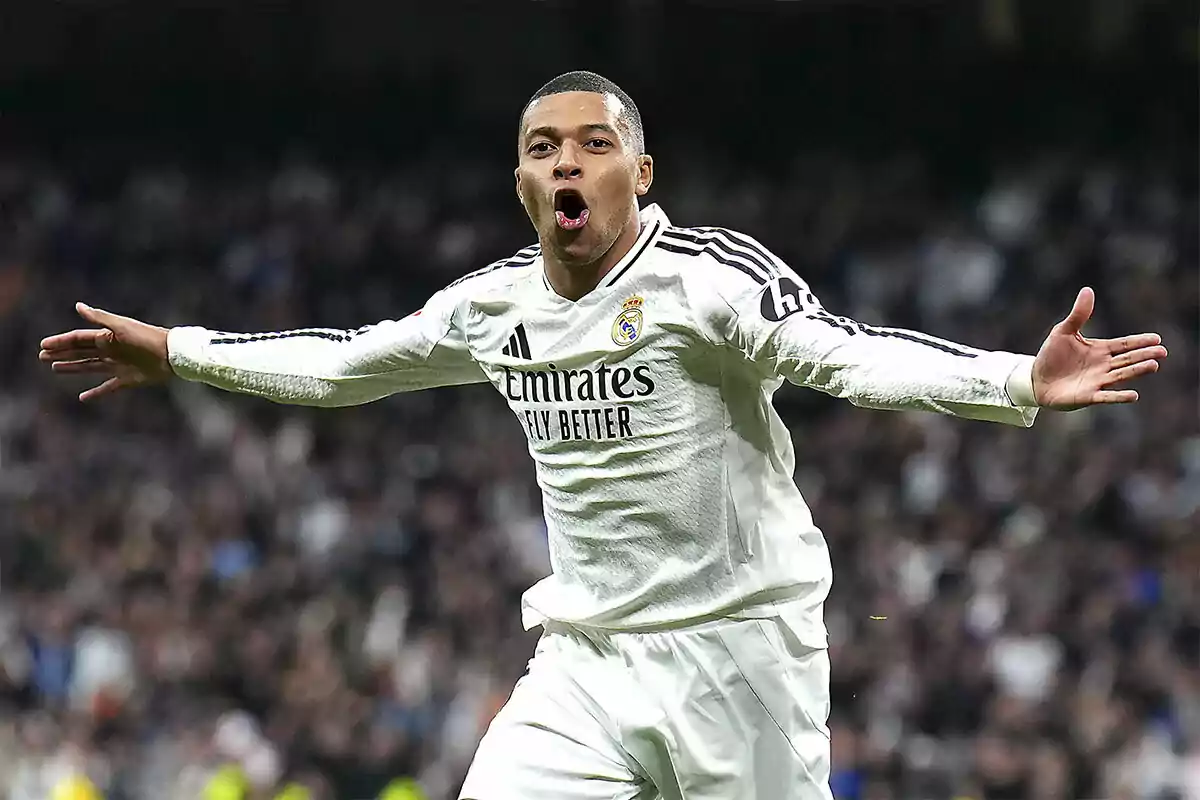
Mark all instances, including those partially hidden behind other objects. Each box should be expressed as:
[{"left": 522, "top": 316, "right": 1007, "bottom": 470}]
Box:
[{"left": 1, "top": 0, "right": 1197, "bottom": 798}]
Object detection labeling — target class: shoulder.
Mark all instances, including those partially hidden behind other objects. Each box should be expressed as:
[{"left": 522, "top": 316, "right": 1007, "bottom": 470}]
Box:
[
  {"left": 411, "top": 242, "right": 540, "bottom": 328},
  {"left": 650, "top": 225, "right": 823, "bottom": 344},
  {"left": 653, "top": 225, "right": 789, "bottom": 295},
  {"left": 442, "top": 242, "right": 542, "bottom": 296},
  {"left": 424, "top": 241, "right": 542, "bottom": 314},
  {"left": 651, "top": 225, "right": 817, "bottom": 319}
]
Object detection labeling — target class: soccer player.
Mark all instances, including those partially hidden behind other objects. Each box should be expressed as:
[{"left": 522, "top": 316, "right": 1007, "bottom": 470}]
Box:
[{"left": 40, "top": 72, "right": 1166, "bottom": 799}]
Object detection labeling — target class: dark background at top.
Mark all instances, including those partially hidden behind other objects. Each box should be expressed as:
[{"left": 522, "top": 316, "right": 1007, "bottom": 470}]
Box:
[{"left": 1, "top": 0, "right": 1195, "bottom": 181}]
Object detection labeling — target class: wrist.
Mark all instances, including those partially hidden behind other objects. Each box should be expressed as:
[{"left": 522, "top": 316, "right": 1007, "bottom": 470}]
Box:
[
  {"left": 165, "top": 326, "right": 203, "bottom": 379},
  {"left": 1004, "top": 356, "right": 1038, "bottom": 407}
]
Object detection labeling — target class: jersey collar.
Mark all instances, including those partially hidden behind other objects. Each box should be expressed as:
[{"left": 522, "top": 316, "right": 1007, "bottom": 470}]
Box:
[
  {"left": 540, "top": 203, "right": 671, "bottom": 298},
  {"left": 602, "top": 203, "right": 670, "bottom": 289}
]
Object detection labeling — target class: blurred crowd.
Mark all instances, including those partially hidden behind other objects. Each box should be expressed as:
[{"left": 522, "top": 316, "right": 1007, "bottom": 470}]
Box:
[{"left": 0, "top": 137, "right": 1195, "bottom": 800}]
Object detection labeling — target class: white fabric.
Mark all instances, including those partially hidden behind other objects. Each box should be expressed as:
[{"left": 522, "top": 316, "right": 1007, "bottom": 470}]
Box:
[
  {"left": 169, "top": 203, "right": 1038, "bottom": 639},
  {"left": 459, "top": 605, "right": 833, "bottom": 800}
]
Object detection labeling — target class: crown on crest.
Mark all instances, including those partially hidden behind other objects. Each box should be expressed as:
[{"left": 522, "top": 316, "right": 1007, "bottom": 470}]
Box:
[{"left": 622, "top": 296, "right": 644, "bottom": 311}]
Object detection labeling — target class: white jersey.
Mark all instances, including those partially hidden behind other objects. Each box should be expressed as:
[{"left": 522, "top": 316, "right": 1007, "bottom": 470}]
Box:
[{"left": 169, "top": 204, "right": 1038, "bottom": 644}]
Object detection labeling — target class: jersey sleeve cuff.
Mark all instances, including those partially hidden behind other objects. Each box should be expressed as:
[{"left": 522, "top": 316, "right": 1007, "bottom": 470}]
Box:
[
  {"left": 166, "top": 326, "right": 213, "bottom": 382},
  {"left": 1004, "top": 355, "right": 1038, "bottom": 407}
]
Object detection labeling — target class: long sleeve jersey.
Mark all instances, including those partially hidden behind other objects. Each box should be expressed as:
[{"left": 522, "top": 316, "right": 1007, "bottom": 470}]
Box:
[{"left": 169, "top": 204, "right": 1038, "bottom": 644}]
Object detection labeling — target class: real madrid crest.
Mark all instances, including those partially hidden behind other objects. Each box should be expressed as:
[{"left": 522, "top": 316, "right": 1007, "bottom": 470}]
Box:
[{"left": 612, "top": 295, "right": 644, "bottom": 346}]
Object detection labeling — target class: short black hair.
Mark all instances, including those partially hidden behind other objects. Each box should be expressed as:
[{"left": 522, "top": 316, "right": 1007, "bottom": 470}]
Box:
[{"left": 520, "top": 71, "right": 645, "bottom": 155}]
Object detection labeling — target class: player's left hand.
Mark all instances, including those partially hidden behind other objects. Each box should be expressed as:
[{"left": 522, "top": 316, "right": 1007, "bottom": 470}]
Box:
[{"left": 1032, "top": 287, "right": 1167, "bottom": 410}]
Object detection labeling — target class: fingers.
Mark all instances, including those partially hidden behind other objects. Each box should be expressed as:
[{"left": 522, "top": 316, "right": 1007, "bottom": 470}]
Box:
[
  {"left": 75, "top": 302, "right": 125, "bottom": 328},
  {"left": 38, "top": 304, "right": 124, "bottom": 355},
  {"left": 1105, "top": 333, "right": 1163, "bottom": 354},
  {"left": 38, "top": 346, "right": 105, "bottom": 364},
  {"left": 1081, "top": 359, "right": 1161, "bottom": 407},
  {"left": 1106, "top": 359, "right": 1160, "bottom": 385},
  {"left": 38, "top": 329, "right": 108, "bottom": 354},
  {"left": 50, "top": 359, "right": 115, "bottom": 375},
  {"left": 1060, "top": 287, "right": 1095, "bottom": 334},
  {"left": 79, "top": 377, "right": 126, "bottom": 403},
  {"left": 1110, "top": 345, "right": 1167, "bottom": 369},
  {"left": 1091, "top": 389, "right": 1140, "bottom": 404}
]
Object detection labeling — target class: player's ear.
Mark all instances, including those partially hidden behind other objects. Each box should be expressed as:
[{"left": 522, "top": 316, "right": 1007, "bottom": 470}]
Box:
[
  {"left": 634, "top": 154, "right": 653, "bottom": 197},
  {"left": 513, "top": 165, "right": 528, "bottom": 203}
]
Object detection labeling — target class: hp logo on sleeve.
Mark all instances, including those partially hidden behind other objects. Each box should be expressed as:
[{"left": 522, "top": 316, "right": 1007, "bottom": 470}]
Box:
[{"left": 760, "top": 277, "right": 806, "bottom": 322}]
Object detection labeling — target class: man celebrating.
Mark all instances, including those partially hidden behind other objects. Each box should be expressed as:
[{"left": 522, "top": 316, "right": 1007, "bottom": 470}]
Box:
[{"left": 40, "top": 72, "right": 1166, "bottom": 799}]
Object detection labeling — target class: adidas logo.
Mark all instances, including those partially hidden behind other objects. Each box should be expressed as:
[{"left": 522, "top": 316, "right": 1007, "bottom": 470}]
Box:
[{"left": 501, "top": 323, "right": 532, "bottom": 360}]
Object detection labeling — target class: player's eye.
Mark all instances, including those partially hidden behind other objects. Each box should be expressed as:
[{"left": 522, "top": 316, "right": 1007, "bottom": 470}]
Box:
[
  {"left": 528, "top": 142, "right": 556, "bottom": 156},
  {"left": 586, "top": 138, "right": 612, "bottom": 149}
]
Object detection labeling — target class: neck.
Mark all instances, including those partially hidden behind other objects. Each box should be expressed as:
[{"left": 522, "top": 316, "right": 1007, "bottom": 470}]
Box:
[{"left": 543, "top": 208, "right": 642, "bottom": 301}]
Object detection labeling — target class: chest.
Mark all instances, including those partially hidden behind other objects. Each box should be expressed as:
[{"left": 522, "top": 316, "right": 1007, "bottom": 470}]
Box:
[{"left": 460, "top": 285, "right": 708, "bottom": 446}]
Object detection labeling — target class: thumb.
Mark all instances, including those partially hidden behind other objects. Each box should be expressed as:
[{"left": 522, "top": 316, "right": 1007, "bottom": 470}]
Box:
[
  {"left": 76, "top": 302, "right": 121, "bottom": 328},
  {"left": 1060, "top": 287, "right": 1094, "bottom": 334}
]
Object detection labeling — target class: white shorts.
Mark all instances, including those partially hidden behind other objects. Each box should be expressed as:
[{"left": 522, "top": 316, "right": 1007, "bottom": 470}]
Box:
[{"left": 459, "top": 610, "right": 833, "bottom": 800}]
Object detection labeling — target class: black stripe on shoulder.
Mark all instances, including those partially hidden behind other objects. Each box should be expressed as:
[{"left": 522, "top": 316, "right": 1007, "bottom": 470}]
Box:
[
  {"left": 667, "top": 226, "right": 777, "bottom": 277},
  {"left": 445, "top": 244, "right": 541, "bottom": 290},
  {"left": 655, "top": 240, "right": 767, "bottom": 286},
  {"left": 660, "top": 229, "right": 774, "bottom": 283},
  {"left": 667, "top": 227, "right": 777, "bottom": 281},
  {"left": 693, "top": 228, "right": 783, "bottom": 275},
  {"left": 445, "top": 263, "right": 503, "bottom": 291}
]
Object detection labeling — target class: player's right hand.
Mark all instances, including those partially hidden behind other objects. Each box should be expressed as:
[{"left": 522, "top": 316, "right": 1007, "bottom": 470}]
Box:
[{"left": 38, "top": 303, "right": 172, "bottom": 402}]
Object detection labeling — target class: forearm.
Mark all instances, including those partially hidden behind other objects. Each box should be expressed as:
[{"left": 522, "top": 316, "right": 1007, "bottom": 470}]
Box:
[
  {"left": 773, "top": 323, "right": 1040, "bottom": 427},
  {"left": 167, "top": 321, "right": 471, "bottom": 407}
]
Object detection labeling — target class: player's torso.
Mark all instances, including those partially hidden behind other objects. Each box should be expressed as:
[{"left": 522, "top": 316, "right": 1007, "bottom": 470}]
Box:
[
  {"left": 460, "top": 268, "right": 719, "bottom": 460},
  {"left": 455, "top": 263, "right": 754, "bottom": 617},
  {"left": 442, "top": 221, "right": 828, "bottom": 630}
]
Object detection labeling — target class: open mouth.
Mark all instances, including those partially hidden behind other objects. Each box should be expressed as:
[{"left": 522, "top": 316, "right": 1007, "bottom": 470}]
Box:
[{"left": 554, "top": 189, "right": 590, "bottom": 231}]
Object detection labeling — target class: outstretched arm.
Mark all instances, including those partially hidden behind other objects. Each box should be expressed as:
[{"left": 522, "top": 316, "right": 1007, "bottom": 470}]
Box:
[
  {"left": 735, "top": 275, "right": 1043, "bottom": 426},
  {"left": 39, "top": 290, "right": 486, "bottom": 406},
  {"left": 754, "top": 283, "right": 1163, "bottom": 425},
  {"left": 694, "top": 237, "right": 1165, "bottom": 426}
]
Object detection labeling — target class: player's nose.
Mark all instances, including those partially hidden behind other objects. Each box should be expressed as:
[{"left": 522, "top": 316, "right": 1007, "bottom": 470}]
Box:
[{"left": 552, "top": 143, "right": 583, "bottom": 181}]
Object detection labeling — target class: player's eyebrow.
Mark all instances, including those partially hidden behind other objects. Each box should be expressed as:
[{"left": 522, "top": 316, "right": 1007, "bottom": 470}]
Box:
[
  {"left": 581, "top": 123, "right": 621, "bottom": 140},
  {"left": 523, "top": 123, "right": 622, "bottom": 143},
  {"left": 524, "top": 125, "right": 561, "bottom": 143}
]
